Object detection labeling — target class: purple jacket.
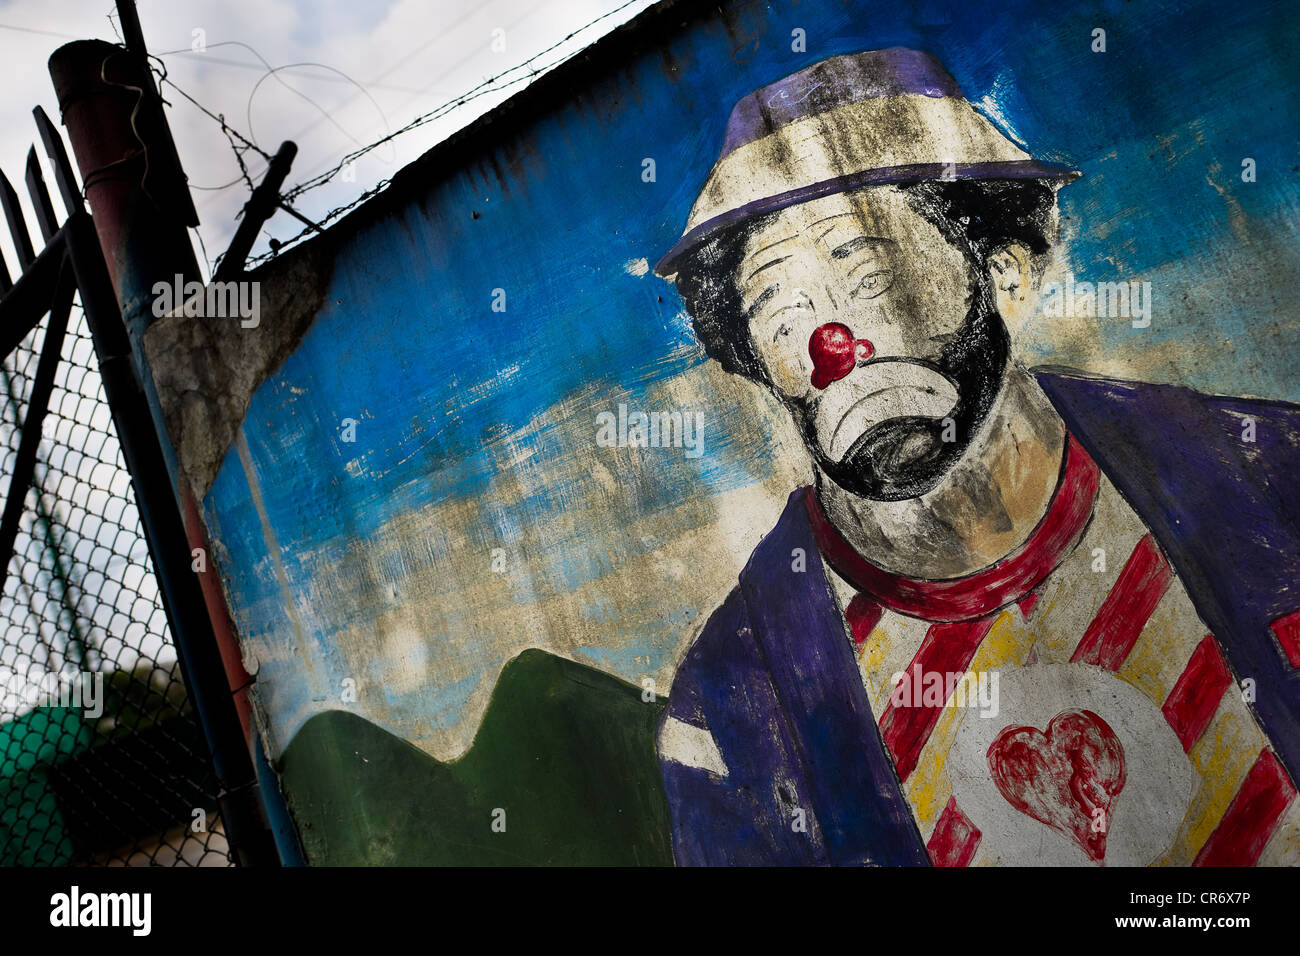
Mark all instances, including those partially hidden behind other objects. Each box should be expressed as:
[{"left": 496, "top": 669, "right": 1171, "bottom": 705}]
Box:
[{"left": 658, "top": 369, "right": 1300, "bottom": 865}]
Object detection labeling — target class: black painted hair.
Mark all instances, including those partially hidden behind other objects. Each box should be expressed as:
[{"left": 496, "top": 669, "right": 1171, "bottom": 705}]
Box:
[{"left": 671, "top": 179, "right": 1060, "bottom": 377}]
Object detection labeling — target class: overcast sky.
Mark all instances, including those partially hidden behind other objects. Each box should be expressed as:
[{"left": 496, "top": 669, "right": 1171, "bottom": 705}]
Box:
[{"left": 0, "top": 0, "right": 657, "bottom": 279}]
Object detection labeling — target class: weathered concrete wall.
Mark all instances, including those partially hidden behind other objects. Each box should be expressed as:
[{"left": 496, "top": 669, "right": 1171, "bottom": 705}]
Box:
[{"left": 144, "top": 243, "right": 334, "bottom": 498}]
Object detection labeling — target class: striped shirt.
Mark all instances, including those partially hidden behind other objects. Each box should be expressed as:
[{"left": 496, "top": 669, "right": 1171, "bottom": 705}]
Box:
[{"left": 809, "top": 435, "right": 1299, "bottom": 866}]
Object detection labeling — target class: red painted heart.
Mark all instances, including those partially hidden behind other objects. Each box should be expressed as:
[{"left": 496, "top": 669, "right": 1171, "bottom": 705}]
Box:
[{"left": 986, "top": 709, "right": 1127, "bottom": 863}]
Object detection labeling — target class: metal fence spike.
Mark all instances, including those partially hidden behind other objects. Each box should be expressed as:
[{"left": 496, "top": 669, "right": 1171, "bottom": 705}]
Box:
[
  {"left": 25, "top": 147, "right": 59, "bottom": 243},
  {"left": 0, "top": 170, "right": 35, "bottom": 269},
  {"left": 33, "top": 106, "right": 83, "bottom": 219}
]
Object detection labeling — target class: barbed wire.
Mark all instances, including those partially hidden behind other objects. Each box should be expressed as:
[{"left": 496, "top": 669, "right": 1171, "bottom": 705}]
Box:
[
  {"left": 248, "top": 0, "right": 648, "bottom": 264},
  {"left": 151, "top": 56, "right": 271, "bottom": 199},
  {"left": 106, "top": 5, "right": 122, "bottom": 45},
  {"left": 153, "top": 41, "right": 422, "bottom": 94},
  {"left": 239, "top": 59, "right": 549, "bottom": 263},
  {"left": 281, "top": 0, "right": 646, "bottom": 205},
  {"left": 147, "top": 0, "right": 648, "bottom": 266},
  {"left": 155, "top": 39, "right": 393, "bottom": 160}
]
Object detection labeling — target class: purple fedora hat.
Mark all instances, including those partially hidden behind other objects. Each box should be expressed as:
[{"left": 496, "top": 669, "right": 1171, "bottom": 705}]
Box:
[{"left": 655, "top": 48, "right": 1078, "bottom": 277}]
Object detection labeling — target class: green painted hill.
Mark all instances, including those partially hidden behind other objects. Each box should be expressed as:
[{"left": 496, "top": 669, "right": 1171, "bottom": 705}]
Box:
[{"left": 277, "top": 649, "right": 673, "bottom": 865}]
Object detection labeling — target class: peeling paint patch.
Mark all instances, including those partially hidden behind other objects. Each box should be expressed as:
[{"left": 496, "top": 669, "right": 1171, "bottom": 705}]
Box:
[{"left": 142, "top": 244, "right": 334, "bottom": 498}]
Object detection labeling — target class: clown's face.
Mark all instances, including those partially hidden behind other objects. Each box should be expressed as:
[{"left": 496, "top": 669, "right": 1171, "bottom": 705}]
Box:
[{"left": 735, "top": 186, "right": 1010, "bottom": 500}]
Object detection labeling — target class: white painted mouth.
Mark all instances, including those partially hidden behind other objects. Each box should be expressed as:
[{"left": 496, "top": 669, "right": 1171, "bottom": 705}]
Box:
[{"left": 814, "top": 361, "right": 960, "bottom": 462}]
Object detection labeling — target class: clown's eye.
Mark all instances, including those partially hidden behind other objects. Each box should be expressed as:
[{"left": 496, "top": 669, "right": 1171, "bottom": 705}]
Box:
[
  {"left": 851, "top": 269, "right": 894, "bottom": 300},
  {"left": 773, "top": 323, "right": 792, "bottom": 342}
]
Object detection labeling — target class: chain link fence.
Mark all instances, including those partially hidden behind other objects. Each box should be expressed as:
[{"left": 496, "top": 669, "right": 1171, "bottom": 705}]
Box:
[{"left": 0, "top": 300, "right": 231, "bottom": 866}]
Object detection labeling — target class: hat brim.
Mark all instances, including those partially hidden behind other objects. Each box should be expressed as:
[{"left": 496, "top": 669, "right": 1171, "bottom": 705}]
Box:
[{"left": 654, "top": 159, "right": 1079, "bottom": 278}]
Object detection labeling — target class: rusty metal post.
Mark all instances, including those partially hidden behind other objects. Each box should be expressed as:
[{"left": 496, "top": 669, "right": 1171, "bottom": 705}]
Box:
[
  {"left": 214, "top": 140, "right": 297, "bottom": 282},
  {"left": 50, "top": 37, "right": 280, "bottom": 866},
  {"left": 49, "top": 40, "right": 199, "bottom": 353}
]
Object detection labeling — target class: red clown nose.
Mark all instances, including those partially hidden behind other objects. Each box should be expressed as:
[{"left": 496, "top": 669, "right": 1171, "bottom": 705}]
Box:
[{"left": 809, "top": 323, "right": 874, "bottom": 389}]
